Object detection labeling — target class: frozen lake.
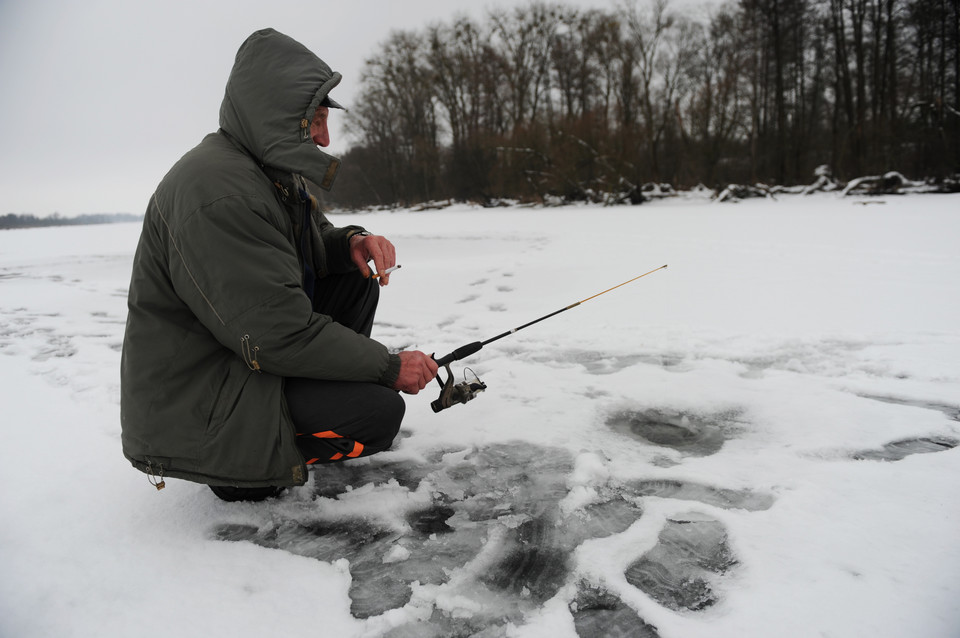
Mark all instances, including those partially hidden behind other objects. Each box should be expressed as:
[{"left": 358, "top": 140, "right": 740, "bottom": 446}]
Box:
[{"left": 1, "top": 192, "right": 959, "bottom": 637}]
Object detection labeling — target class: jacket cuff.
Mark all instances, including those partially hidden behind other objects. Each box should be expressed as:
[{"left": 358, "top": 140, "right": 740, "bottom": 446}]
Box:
[
  {"left": 323, "top": 225, "right": 366, "bottom": 273},
  {"left": 342, "top": 226, "right": 368, "bottom": 253},
  {"left": 377, "top": 353, "right": 402, "bottom": 388}
]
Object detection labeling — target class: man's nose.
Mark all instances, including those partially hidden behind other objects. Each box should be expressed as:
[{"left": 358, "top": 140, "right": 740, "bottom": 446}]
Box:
[
  {"left": 312, "top": 128, "right": 329, "bottom": 147},
  {"left": 311, "top": 119, "right": 330, "bottom": 147}
]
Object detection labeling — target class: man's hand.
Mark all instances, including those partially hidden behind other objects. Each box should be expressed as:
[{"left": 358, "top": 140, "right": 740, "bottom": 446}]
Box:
[
  {"left": 350, "top": 233, "right": 397, "bottom": 286},
  {"left": 392, "top": 350, "right": 439, "bottom": 395}
]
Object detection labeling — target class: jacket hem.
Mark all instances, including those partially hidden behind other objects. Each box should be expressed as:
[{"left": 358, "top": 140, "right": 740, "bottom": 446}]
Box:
[{"left": 127, "top": 457, "right": 307, "bottom": 488}]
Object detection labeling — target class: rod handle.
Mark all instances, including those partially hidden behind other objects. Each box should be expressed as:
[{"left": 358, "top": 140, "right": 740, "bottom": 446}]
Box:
[{"left": 434, "top": 341, "right": 483, "bottom": 367}]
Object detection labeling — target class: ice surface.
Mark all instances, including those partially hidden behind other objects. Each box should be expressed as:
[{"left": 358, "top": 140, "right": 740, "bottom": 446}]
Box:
[
  {"left": 211, "top": 436, "right": 771, "bottom": 633},
  {"left": 3, "top": 195, "right": 960, "bottom": 638},
  {"left": 216, "top": 441, "right": 650, "bottom": 630}
]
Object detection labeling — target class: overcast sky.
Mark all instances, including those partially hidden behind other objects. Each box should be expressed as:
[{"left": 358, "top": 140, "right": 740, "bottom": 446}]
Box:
[{"left": 0, "top": 0, "right": 707, "bottom": 216}]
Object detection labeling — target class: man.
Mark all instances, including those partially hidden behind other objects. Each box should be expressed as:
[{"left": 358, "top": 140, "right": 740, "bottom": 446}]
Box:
[{"left": 120, "top": 28, "right": 437, "bottom": 502}]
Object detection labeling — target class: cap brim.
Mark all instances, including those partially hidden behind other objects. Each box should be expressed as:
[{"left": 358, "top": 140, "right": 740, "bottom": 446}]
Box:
[{"left": 320, "top": 95, "right": 345, "bottom": 110}]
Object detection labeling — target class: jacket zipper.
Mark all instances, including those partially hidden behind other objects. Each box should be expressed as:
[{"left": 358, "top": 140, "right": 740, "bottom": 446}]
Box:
[{"left": 295, "top": 177, "right": 317, "bottom": 300}]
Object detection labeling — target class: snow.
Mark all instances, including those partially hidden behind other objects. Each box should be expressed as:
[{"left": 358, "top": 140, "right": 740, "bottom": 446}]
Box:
[{"left": 1, "top": 192, "right": 959, "bottom": 638}]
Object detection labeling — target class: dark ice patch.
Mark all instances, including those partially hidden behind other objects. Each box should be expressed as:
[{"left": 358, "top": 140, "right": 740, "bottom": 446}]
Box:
[
  {"left": 214, "top": 441, "right": 579, "bottom": 624},
  {"left": 212, "top": 440, "right": 760, "bottom": 632},
  {"left": 213, "top": 523, "right": 263, "bottom": 544},
  {"left": 563, "top": 496, "right": 645, "bottom": 541},
  {"left": 407, "top": 503, "right": 456, "bottom": 535},
  {"left": 215, "top": 514, "right": 460, "bottom": 619},
  {"left": 381, "top": 610, "right": 510, "bottom": 638},
  {"left": 851, "top": 436, "right": 958, "bottom": 462},
  {"left": 481, "top": 516, "right": 570, "bottom": 602},
  {"left": 571, "top": 585, "right": 661, "bottom": 638},
  {"left": 311, "top": 458, "right": 433, "bottom": 499},
  {"left": 607, "top": 408, "right": 736, "bottom": 456},
  {"left": 625, "top": 514, "right": 737, "bottom": 612}
]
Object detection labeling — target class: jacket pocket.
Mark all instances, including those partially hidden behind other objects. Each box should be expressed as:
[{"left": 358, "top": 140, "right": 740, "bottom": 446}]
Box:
[{"left": 205, "top": 358, "right": 254, "bottom": 438}]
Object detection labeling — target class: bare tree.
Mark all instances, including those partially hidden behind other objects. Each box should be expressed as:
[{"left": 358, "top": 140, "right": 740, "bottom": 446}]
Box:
[
  {"left": 620, "top": 0, "right": 698, "bottom": 182},
  {"left": 488, "top": 2, "right": 560, "bottom": 133},
  {"left": 680, "top": 6, "right": 748, "bottom": 185},
  {"left": 347, "top": 31, "right": 440, "bottom": 204}
]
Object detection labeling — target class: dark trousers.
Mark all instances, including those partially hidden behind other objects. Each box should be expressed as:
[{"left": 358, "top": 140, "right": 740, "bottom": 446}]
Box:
[{"left": 284, "top": 272, "right": 406, "bottom": 465}]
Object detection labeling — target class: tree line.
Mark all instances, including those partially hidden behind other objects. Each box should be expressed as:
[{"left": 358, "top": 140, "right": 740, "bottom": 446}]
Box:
[
  {"left": 328, "top": 0, "right": 959, "bottom": 209},
  {"left": 0, "top": 213, "right": 143, "bottom": 230}
]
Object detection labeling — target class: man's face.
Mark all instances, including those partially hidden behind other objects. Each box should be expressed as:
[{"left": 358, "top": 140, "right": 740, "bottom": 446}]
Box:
[{"left": 310, "top": 106, "right": 330, "bottom": 147}]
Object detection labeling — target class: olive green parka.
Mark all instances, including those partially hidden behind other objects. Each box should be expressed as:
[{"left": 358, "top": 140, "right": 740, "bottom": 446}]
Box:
[{"left": 120, "top": 29, "right": 400, "bottom": 488}]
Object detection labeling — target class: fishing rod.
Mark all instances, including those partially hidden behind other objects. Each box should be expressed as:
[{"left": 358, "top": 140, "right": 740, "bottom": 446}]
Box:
[{"left": 430, "top": 264, "right": 668, "bottom": 413}]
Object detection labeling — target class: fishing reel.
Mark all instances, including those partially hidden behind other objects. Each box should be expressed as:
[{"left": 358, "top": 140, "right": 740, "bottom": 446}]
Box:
[{"left": 431, "top": 365, "right": 487, "bottom": 413}]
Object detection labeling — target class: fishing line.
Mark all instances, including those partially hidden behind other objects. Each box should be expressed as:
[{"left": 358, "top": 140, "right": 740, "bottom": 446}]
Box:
[{"left": 431, "top": 264, "right": 668, "bottom": 412}]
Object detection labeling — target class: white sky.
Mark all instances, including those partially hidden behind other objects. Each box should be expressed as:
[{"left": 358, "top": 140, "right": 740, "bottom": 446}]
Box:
[{"left": 0, "top": 0, "right": 708, "bottom": 216}]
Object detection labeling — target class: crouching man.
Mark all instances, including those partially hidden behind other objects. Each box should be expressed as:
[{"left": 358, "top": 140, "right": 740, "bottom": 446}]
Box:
[{"left": 120, "top": 28, "right": 437, "bottom": 501}]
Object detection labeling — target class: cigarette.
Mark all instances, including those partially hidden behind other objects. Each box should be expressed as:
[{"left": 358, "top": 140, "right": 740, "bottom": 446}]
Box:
[{"left": 371, "top": 265, "right": 401, "bottom": 279}]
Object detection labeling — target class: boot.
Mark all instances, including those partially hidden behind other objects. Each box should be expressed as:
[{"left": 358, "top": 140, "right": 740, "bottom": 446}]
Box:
[{"left": 209, "top": 485, "right": 285, "bottom": 502}]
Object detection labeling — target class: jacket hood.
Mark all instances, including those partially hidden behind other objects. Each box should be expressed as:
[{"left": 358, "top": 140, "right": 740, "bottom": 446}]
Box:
[{"left": 219, "top": 28, "right": 342, "bottom": 190}]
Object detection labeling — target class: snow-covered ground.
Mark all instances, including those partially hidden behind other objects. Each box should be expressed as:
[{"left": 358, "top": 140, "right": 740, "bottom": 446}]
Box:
[{"left": 1, "top": 193, "right": 958, "bottom": 638}]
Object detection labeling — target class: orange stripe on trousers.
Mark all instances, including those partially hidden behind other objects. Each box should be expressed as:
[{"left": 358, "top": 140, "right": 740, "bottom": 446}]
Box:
[
  {"left": 311, "top": 430, "right": 343, "bottom": 439},
  {"left": 347, "top": 441, "right": 364, "bottom": 458}
]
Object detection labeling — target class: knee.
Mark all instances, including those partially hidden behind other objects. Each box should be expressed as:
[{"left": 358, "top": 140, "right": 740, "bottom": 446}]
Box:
[
  {"left": 367, "top": 387, "right": 406, "bottom": 448},
  {"left": 383, "top": 389, "right": 406, "bottom": 440}
]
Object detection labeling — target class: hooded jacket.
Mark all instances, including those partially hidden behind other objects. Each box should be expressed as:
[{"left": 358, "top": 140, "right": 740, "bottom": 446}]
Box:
[{"left": 120, "top": 29, "right": 399, "bottom": 488}]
